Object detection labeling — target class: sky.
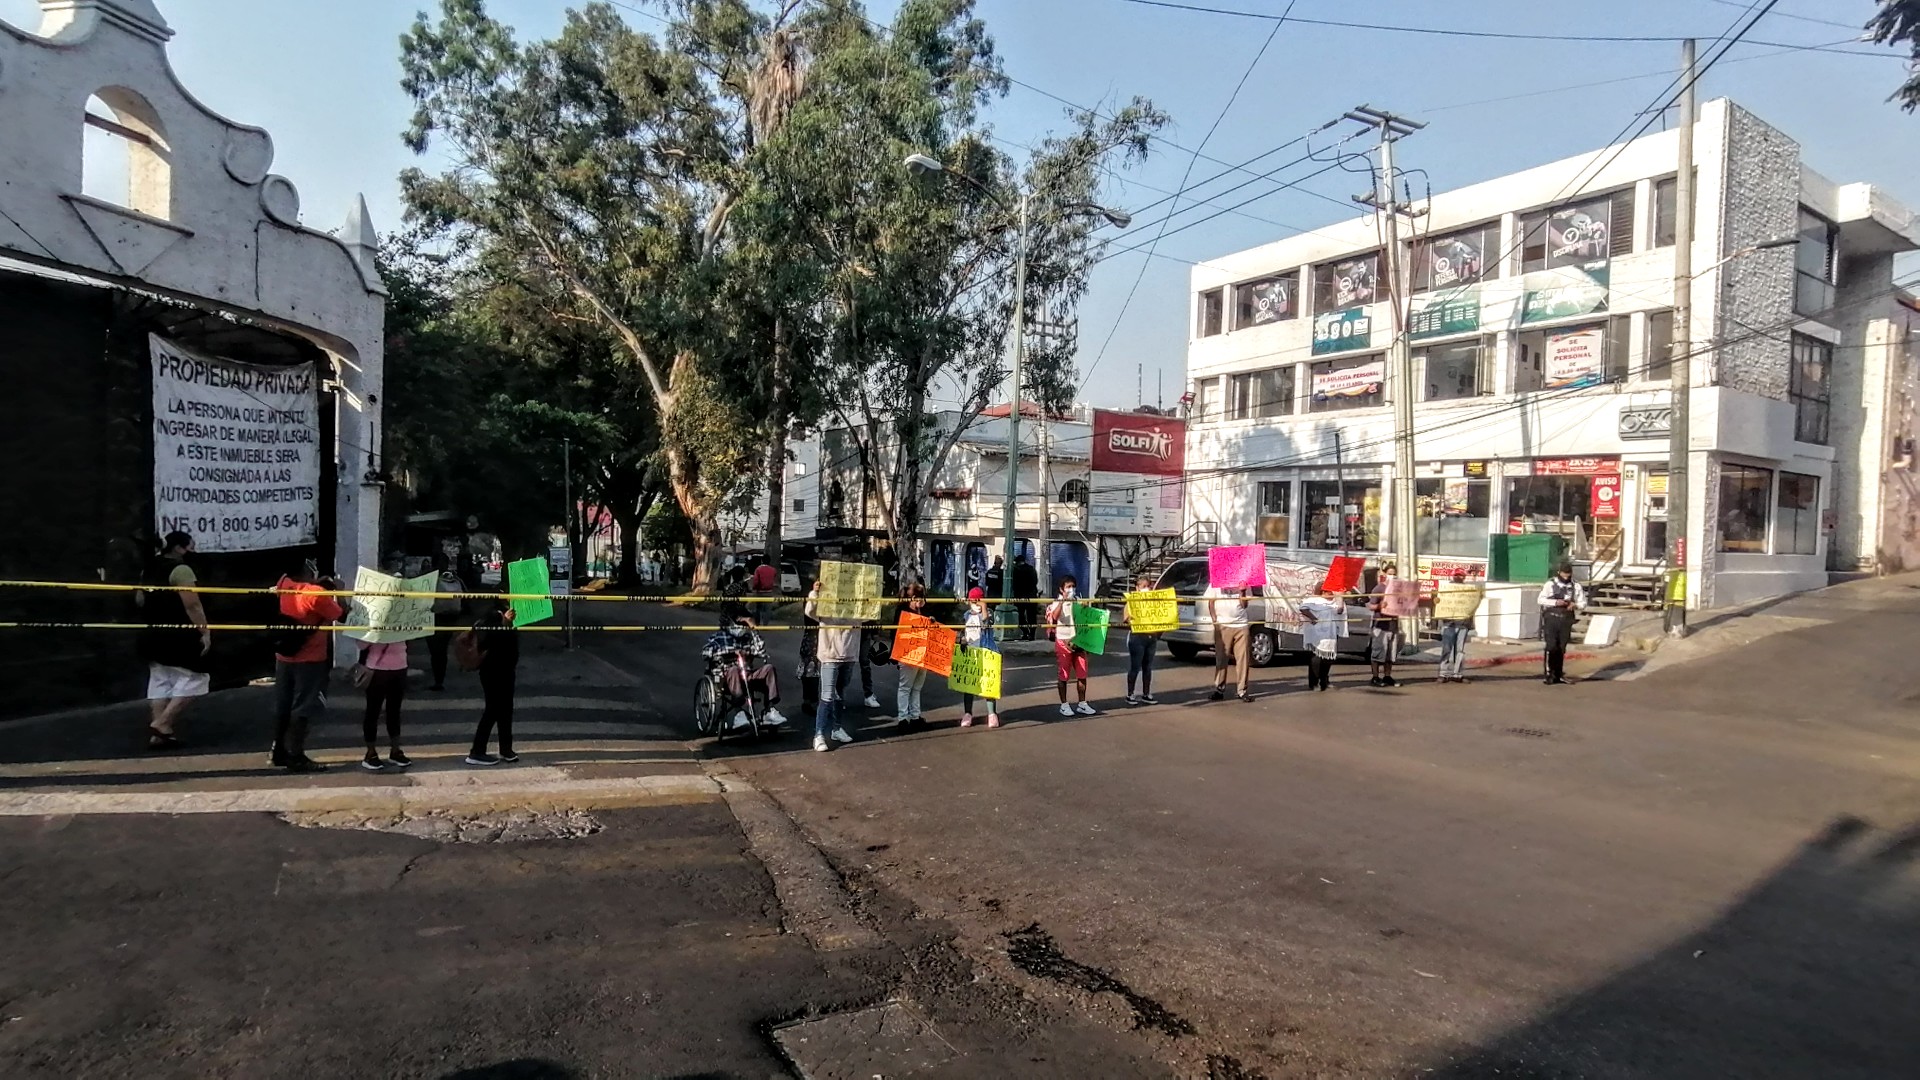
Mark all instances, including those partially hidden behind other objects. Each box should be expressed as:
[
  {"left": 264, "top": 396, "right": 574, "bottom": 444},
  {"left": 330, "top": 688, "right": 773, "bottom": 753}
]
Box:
[{"left": 7, "top": 0, "right": 1914, "bottom": 410}]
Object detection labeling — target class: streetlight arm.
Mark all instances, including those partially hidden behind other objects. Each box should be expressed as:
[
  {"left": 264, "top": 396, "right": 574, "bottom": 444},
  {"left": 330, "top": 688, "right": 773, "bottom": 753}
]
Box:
[{"left": 1689, "top": 236, "right": 1797, "bottom": 280}]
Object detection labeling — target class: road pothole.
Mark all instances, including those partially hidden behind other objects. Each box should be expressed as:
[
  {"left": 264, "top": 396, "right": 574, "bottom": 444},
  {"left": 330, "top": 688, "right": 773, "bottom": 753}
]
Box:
[
  {"left": 1004, "top": 923, "right": 1196, "bottom": 1037},
  {"left": 281, "top": 808, "right": 602, "bottom": 842}
]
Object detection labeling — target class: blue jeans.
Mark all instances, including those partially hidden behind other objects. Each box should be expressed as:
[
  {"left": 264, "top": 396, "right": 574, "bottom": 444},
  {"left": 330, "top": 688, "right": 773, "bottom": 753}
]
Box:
[
  {"left": 1127, "top": 633, "right": 1157, "bottom": 696},
  {"left": 1439, "top": 623, "right": 1471, "bottom": 678},
  {"left": 815, "top": 660, "right": 845, "bottom": 739}
]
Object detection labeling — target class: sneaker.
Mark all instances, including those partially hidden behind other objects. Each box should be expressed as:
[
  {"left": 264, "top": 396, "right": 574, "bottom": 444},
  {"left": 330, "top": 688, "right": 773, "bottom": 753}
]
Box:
[
  {"left": 862, "top": 695, "right": 881, "bottom": 709},
  {"left": 1369, "top": 676, "right": 1384, "bottom": 687},
  {"left": 1237, "top": 693, "right": 1254, "bottom": 703},
  {"left": 986, "top": 713, "right": 1000, "bottom": 728},
  {"left": 284, "top": 757, "right": 327, "bottom": 774},
  {"left": 1209, "top": 689, "right": 1225, "bottom": 701},
  {"left": 388, "top": 749, "right": 412, "bottom": 769},
  {"left": 763, "top": 707, "right": 788, "bottom": 727},
  {"left": 269, "top": 746, "right": 290, "bottom": 768},
  {"left": 360, "top": 750, "right": 385, "bottom": 772},
  {"left": 813, "top": 735, "right": 832, "bottom": 752},
  {"left": 1382, "top": 676, "right": 1399, "bottom": 688},
  {"left": 1141, "top": 694, "right": 1160, "bottom": 705},
  {"left": 1074, "top": 701, "right": 1097, "bottom": 716},
  {"left": 1124, "top": 694, "right": 1140, "bottom": 706},
  {"left": 498, "top": 751, "right": 520, "bottom": 764},
  {"left": 465, "top": 753, "right": 500, "bottom": 767},
  {"left": 729, "top": 710, "right": 752, "bottom": 732},
  {"left": 829, "top": 727, "right": 854, "bottom": 745},
  {"left": 1058, "top": 703, "right": 1075, "bottom": 717},
  {"left": 960, "top": 713, "right": 974, "bottom": 728}
]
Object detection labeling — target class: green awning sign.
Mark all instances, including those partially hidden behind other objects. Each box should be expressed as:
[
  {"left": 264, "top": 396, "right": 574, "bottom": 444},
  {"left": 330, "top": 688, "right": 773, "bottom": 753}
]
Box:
[
  {"left": 1312, "top": 306, "right": 1373, "bottom": 355},
  {"left": 1409, "top": 286, "right": 1480, "bottom": 340},
  {"left": 1522, "top": 261, "right": 1610, "bottom": 324}
]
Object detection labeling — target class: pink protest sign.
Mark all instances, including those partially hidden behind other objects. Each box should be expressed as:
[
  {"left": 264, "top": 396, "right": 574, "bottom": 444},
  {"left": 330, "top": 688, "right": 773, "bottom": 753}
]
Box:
[
  {"left": 1381, "top": 578, "right": 1421, "bottom": 617},
  {"left": 1208, "top": 544, "right": 1266, "bottom": 588}
]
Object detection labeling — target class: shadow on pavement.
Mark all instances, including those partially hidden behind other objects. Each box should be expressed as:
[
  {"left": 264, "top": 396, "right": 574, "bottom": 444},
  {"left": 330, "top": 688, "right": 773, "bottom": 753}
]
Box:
[
  {"left": 442, "top": 1062, "right": 579, "bottom": 1080},
  {"left": 1424, "top": 814, "right": 1920, "bottom": 1078}
]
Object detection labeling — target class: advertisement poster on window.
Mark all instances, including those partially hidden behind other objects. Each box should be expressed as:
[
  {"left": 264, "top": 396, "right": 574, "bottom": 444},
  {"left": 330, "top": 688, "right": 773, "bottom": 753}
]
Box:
[
  {"left": 1244, "top": 278, "right": 1293, "bottom": 325},
  {"left": 1426, "top": 234, "right": 1485, "bottom": 289},
  {"left": 1546, "top": 201, "right": 1611, "bottom": 267},
  {"left": 1311, "top": 358, "right": 1386, "bottom": 402},
  {"left": 1590, "top": 472, "right": 1622, "bottom": 518},
  {"left": 1312, "top": 307, "right": 1374, "bottom": 355},
  {"left": 1410, "top": 286, "right": 1481, "bottom": 340},
  {"left": 1329, "top": 256, "right": 1378, "bottom": 307},
  {"left": 1543, "top": 327, "right": 1607, "bottom": 388},
  {"left": 1522, "top": 262, "right": 1609, "bottom": 324}
]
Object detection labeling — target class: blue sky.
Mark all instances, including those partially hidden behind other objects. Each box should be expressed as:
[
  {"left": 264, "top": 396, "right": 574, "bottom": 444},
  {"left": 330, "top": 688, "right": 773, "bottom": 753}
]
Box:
[{"left": 6, "top": 0, "right": 1912, "bottom": 409}]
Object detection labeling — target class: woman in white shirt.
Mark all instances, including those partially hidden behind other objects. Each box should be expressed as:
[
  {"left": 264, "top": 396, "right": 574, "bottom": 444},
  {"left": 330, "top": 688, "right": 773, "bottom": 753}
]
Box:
[{"left": 1298, "top": 584, "right": 1348, "bottom": 692}]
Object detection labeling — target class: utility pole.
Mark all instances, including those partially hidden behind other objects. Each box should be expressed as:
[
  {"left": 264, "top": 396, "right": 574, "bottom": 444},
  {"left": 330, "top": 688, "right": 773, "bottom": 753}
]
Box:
[
  {"left": 1000, "top": 193, "right": 1030, "bottom": 627},
  {"left": 1037, "top": 404, "right": 1052, "bottom": 595},
  {"left": 1333, "top": 431, "right": 1348, "bottom": 552},
  {"left": 1667, "top": 40, "right": 1697, "bottom": 638},
  {"left": 1349, "top": 105, "right": 1426, "bottom": 575}
]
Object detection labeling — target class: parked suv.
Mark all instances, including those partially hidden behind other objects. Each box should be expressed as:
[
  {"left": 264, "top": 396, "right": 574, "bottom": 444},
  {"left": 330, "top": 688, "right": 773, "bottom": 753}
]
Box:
[{"left": 1154, "top": 555, "right": 1374, "bottom": 667}]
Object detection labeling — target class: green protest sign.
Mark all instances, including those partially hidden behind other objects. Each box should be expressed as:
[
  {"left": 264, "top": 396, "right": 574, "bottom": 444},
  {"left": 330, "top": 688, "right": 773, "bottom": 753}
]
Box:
[
  {"left": 506, "top": 557, "right": 554, "bottom": 626},
  {"left": 342, "top": 567, "right": 438, "bottom": 643},
  {"left": 1073, "top": 604, "right": 1110, "bottom": 656}
]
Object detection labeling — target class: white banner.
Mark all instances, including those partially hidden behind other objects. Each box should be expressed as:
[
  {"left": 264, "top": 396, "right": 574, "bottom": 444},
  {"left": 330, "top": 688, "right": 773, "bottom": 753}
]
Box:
[
  {"left": 1543, "top": 327, "right": 1606, "bottom": 389},
  {"left": 152, "top": 334, "right": 320, "bottom": 552},
  {"left": 1311, "top": 359, "right": 1386, "bottom": 399}
]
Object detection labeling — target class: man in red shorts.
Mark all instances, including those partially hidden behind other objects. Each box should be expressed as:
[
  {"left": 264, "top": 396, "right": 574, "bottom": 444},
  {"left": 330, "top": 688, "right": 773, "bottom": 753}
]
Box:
[{"left": 1045, "top": 577, "right": 1097, "bottom": 717}]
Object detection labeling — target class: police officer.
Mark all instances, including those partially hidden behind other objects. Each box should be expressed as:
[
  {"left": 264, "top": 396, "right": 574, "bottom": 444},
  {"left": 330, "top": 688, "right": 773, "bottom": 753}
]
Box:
[{"left": 1538, "top": 561, "right": 1587, "bottom": 685}]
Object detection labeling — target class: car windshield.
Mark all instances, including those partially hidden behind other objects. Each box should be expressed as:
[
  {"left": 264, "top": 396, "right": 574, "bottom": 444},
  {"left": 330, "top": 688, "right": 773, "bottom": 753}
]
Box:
[{"left": 1158, "top": 559, "right": 1210, "bottom": 597}]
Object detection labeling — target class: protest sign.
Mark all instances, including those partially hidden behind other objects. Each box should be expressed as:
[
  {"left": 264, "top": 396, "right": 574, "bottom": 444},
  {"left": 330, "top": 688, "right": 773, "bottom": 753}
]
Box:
[
  {"left": 1381, "top": 577, "right": 1421, "bottom": 618},
  {"left": 889, "top": 612, "right": 955, "bottom": 676},
  {"left": 1073, "top": 604, "right": 1110, "bottom": 655},
  {"left": 1433, "top": 581, "right": 1485, "bottom": 621},
  {"left": 341, "top": 568, "right": 438, "bottom": 643},
  {"left": 948, "top": 646, "right": 1003, "bottom": 699},
  {"left": 1322, "top": 555, "right": 1365, "bottom": 594},
  {"left": 506, "top": 558, "right": 554, "bottom": 626},
  {"left": 1265, "top": 563, "right": 1325, "bottom": 599},
  {"left": 1208, "top": 544, "right": 1266, "bottom": 588},
  {"left": 1125, "top": 589, "right": 1179, "bottom": 634},
  {"left": 816, "top": 560, "right": 883, "bottom": 622}
]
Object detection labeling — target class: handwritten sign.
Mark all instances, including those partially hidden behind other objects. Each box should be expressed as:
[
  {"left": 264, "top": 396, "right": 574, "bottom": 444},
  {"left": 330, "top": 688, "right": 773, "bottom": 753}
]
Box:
[
  {"left": 1381, "top": 577, "right": 1421, "bottom": 618},
  {"left": 1125, "top": 589, "right": 1179, "bottom": 634},
  {"left": 890, "top": 612, "right": 955, "bottom": 676},
  {"left": 506, "top": 558, "right": 553, "bottom": 626},
  {"left": 1073, "top": 604, "right": 1110, "bottom": 655},
  {"left": 1208, "top": 544, "right": 1266, "bottom": 588},
  {"left": 948, "top": 646, "right": 1002, "bottom": 699},
  {"left": 1323, "top": 555, "right": 1365, "bottom": 595},
  {"left": 1433, "top": 582, "right": 1485, "bottom": 621},
  {"left": 816, "top": 560, "right": 883, "bottom": 622},
  {"left": 342, "top": 568, "right": 438, "bottom": 643},
  {"left": 1265, "top": 563, "right": 1325, "bottom": 600}
]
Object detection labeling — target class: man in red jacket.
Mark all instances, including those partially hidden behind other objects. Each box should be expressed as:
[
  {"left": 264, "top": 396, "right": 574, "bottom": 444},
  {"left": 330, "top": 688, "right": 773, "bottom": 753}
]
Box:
[{"left": 271, "top": 561, "right": 345, "bottom": 772}]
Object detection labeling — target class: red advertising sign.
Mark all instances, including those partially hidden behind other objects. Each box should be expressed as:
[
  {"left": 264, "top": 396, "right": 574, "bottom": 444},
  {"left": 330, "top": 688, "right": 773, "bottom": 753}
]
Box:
[
  {"left": 1534, "top": 456, "right": 1619, "bottom": 476},
  {"left": 1590, "top": 473, "right": 1622, "bottom": 518},
  {"left": 1091, "top": 410, "right": 1186, "bottom": 476}
]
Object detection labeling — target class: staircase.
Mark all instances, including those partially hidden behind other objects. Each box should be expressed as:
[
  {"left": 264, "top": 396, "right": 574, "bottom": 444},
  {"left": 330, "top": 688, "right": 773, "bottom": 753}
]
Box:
[{"left": 1587, "top": 571, "right": 1665, "bottom": 611}]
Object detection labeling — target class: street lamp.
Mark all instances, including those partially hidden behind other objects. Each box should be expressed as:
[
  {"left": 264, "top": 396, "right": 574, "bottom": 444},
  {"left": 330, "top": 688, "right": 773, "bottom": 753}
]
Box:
[
  {"left": 1666, "top": 233, "right": 1796, "bottom": 637},
  {"left": 903, "top": 152, "right": 1130, "bottom": 623}
]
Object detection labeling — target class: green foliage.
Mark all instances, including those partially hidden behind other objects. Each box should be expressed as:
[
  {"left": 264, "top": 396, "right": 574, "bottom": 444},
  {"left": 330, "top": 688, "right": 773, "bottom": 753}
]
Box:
[{"left": 1869, "top": 2, "right": 1920, "bottom": 110}]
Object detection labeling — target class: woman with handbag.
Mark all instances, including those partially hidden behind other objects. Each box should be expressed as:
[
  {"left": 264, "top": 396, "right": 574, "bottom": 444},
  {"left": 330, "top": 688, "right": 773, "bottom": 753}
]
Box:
[{"left": 957, "top": 588, "right": 1001, "bottom": 728}]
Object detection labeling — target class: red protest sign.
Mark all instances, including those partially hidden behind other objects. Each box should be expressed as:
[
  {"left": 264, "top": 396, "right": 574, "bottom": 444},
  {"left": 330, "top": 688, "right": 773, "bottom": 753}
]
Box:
[{"left": 1321, "top": 555, "right": 1365, "bottom": 594}]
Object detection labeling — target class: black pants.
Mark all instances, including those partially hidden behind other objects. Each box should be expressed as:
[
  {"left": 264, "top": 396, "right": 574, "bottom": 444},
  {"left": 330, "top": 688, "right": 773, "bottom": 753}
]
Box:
[
  {"left": 472, "top": 667, "right": 516, "bottom": 755},
  {"left": 1127, "top": 633, "right": 1157, "bottom": 696},
  {"left": 272, "top": 659, "right": 330, "bottom": 762},
  {"left": 1307, "top": 654, "right": 1334, "bottom": 690},
  {"left": 363, "top": 668, "right": 405, "bottom": 747},
  {"left": 1018, "top": 600, "right": 1039, "bottom": 640},
  {"left": 1542, "top": 611, "right": 1575, "bottom": 680},
  {"left": 800, "top": 673, "right": 820, "bottom": 717},
  {"left": 427, "top": 630, "right": 454, "bottom": 688}
]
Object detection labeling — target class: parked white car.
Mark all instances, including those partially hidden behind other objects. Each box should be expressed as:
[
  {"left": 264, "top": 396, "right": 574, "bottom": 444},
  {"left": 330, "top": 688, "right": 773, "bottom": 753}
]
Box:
[{"left": 1154, "top": 555, "right": 1375, "bottom": 667}]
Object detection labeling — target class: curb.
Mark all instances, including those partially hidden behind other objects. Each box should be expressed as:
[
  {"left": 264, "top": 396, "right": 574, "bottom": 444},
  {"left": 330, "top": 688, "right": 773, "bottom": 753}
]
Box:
[
  {"left": 705, "top": 763, "right": 881, "bottom": 952},
  {"left": 0, "top": 773, "right": 720, "bottom": 817},
  {"left": 1464, "top": 650, "right": 1598, "bottom": 670}
]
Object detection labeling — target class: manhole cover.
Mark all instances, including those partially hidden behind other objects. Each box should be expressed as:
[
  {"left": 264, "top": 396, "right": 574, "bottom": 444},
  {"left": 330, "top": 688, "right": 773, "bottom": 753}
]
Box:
[
  {"left": 1505, "top": 727, "right": 1552, "bottom": 739},
  {"left": 772, "top": 1001, "right": 956, "bottom": 1079}
]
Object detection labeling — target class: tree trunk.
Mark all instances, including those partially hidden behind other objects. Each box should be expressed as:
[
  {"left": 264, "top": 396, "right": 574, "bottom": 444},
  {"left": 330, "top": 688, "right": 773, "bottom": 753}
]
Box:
[
  {"left": 761, "top": 317, "right": 791, "bottom": 573},
  {"left": 665, "top": 442, "right": 723, "bottom": 592}
]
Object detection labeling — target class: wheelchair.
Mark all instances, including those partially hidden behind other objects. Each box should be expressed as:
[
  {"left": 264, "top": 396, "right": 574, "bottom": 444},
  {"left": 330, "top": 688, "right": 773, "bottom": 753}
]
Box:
[{"left": 693, "top": 651, "right": 770, "bottom": 741}]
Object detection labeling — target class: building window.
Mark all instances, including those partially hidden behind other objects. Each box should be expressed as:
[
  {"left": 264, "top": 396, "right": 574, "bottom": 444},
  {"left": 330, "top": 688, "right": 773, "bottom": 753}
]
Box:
[
  {"left": 1777, "top": 472, "right": 1819, "bottom": 555},
  {"left": 1198, "top": 288, "right": 1225, "bottom": 337},
  {"left": 1652, "top": 173, "right": 1695, "bottom": 248},
  {"left": 1514, "top": 319, "right": 1627, "bottom": 393},
  {"left": 82, "top": 90, "right": 172, "bottom": 219},
  {"left": 1505, "top": 469, "right": 1619, "bottom": 562},
  {"left": 1192, "top": 377, "right": 1220, "bottom": 421},
  {"left": 1309, "top": 354, "right": 1386, "bottom": 412},
  {"left": 1416, "top": 477, "right": 1492, "bottom": 559},
  {"left": 1646, "top": 309, "right": 1676, "bottom": 381},
  {"left": 1060, "top": 479, "right": 1088, "bottom": 506},
  {"left": 1520, "top": 189, "right": 1635, "bottom": 272},
  {"left": 1233, "top": 273, "right": 1298, "bottom": 328},
  {"left": 1718, "top": 463, "right": 1774, "bottom": 553},
  {"left": 1411, "top": 221, "right": 1502, "bottom": 293},
  {"left": 1257, "top": 481, "right": 1291, "bottom": 543},
  {"left": 1313, "top": 251, "right": 1380, "bottom": 312},
  {"left": 1418, "top": 337, "right": 1493, "bottom": 401},
  {"left": 792, "top": 498, "right": 806, "bottom": 513},
  {"left": 1228, "top": 366, "right": 1295, "bottom": 420},
  {"left": 1790, "top": 333, "right": 1832, "bottom": 444},
  {"left": 1795, "top": 208, "right": 1838, "bottom": 317},
  {"left": 1303, "top": 480, "right": 1381, "bottom": 551}
]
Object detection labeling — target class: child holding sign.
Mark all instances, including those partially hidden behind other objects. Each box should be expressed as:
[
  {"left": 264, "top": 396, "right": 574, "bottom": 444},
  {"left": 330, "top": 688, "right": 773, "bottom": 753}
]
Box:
[
  {"left": 1046, "top": 577, "right": 1098, "bottom": 717},
  {"left": 1122, "top": 574, "right": 1163, "bottom": 705},
  {"left": 958, "top": 588, "right": 1000, "bottom": 728},
  {"left": 892, "top": 583, "right": 933, "bottom": 728}
]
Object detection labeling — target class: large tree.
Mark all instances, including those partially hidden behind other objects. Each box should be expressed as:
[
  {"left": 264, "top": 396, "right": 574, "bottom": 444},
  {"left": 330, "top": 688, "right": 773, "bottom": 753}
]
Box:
[{"left": 1870, "top": 1, "right": 1920, "bottom": 109}]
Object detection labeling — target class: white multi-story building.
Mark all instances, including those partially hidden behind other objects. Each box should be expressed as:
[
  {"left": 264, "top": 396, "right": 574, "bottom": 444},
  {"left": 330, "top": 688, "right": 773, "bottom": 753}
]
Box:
[{"left": 1183, "top": 98, "right": 1920, "bottom": 609}]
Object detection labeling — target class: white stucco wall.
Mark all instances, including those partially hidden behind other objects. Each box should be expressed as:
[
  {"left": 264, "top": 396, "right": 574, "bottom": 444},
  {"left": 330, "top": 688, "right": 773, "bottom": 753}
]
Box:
[{"left": 0, "top": 0, "right": 386, "bottom": 586}]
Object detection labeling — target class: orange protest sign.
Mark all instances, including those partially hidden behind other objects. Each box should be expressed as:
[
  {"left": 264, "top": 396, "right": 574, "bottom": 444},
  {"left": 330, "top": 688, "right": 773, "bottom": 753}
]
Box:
[{"left": 889, "top": 612, "right": 955, "bottom": 676}]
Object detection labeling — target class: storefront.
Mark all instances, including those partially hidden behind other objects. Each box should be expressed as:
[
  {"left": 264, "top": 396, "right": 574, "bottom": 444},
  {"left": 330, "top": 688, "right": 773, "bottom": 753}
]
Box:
[{"left": 1503, "top": 457, "right": 1622, "bottom": 564}]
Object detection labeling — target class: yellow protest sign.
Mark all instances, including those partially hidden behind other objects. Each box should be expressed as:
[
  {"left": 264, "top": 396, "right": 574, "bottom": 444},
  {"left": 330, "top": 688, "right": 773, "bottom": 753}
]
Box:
[
  {"left": 816, "top": 560, "right": 883, "bottom": 622},
  {"left": 1125, "top": 589, "right": 1179, "bottom": 634},
  {"left": 1433, "top": 581, "right": 1485, "bottom": 621},
  {"left": 948, "top": 646, "right": 1002, "bottom": 699}
]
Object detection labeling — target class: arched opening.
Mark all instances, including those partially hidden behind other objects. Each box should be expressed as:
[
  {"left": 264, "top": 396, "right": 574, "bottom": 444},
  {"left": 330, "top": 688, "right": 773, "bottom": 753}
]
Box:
[
  {"left": 1060, "top": 478, "right": 1089, "bottom": 506},
  {"left": 81, "top": 89, "right": 171, "bottom": 219}
]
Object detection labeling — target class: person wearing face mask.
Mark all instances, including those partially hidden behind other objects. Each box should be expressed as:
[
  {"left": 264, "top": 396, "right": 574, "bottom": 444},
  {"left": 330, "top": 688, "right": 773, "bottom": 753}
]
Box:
[
  {"left": 1046, "top": 577, "right": 1098, "bottom": 717},
  {"left": 700, "top": 615, "right": 787, "bottom": 732},
  {"left": 891, "top": 582, "right": 932, "bottom": 728},
  {"left": 958, "top": 587, "right": 1001, "bottom": 728}
]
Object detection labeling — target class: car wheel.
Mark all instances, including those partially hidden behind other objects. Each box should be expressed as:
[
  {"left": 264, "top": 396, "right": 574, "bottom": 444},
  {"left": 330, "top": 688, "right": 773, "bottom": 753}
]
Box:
[
  {"left": 1167, "top": 642, "right": 1201, "bottom": 662},
  {"left": 1249, "top": 628, "right": 1278, "bottom": 668}
]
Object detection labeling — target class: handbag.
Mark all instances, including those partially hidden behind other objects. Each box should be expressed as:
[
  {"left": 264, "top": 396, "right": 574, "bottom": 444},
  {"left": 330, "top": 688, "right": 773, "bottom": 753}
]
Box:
[{"left": 349, "top": 662, "right": 373, "bottom": 689}]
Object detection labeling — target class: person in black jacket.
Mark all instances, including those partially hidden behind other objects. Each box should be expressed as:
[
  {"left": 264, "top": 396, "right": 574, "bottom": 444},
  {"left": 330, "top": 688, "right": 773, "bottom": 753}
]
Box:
[
  {"left": 466, "top": 597, "right": 521, "bottom": 766},
  {"left": 1012, "top": 555, "right": 1040, "bottom": 640}
]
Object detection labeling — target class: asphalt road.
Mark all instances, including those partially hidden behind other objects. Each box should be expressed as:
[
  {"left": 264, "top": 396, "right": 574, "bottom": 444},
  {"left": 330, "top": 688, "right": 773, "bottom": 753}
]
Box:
[{"left": 574, "top": 584, "right": 1920, "bottom": 1078}]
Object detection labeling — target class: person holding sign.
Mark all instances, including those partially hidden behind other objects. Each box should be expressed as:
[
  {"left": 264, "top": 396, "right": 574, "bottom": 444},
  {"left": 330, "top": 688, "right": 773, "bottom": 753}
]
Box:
[
  {"left": 1205, "top": 583, "right": 1254, "bottom": 702},
  {"left": 1299, "top": 583, "right": 1348, "bottom": 692},
  {"left": 1435, "top": 571, "right": 1485, "bottom": 684},
  {"left": 1046, "top": 577, "right": 1097, "bottom": 717},
  {"left": 466, "top": 596, "right": 521, "bottom": 765},
  {"left": 270, "top": 560, "right": 345, "bottom": 773},
  {"left": 1122, "top": 574, "right": 1164, "bottom": 706},
  {"left": 891, "top": 584, "right": 933, "bottom": 728},
  {"left": 1367, "top": 563, "right": 1406, "bottom": 688},
  {"left": 957, "top": 588, "right": 1001, "bottom": 728},
  {"left": 804, "top": 584, "right": 859, "bottom": 752}
]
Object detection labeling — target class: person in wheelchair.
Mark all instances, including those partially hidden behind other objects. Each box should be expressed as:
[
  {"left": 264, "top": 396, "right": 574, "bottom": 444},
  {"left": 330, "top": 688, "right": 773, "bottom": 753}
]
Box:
[{"left": 701, "top": 615, "right": 787, "bottom": 731}]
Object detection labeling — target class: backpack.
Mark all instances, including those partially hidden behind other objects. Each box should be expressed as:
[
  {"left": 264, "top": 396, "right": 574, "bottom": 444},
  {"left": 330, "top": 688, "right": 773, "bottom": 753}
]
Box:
[
  {"left": 271, "top": 621, "right": 317, "bottom": 657},
  {"left": 453, "top": 629, "right": 483, "bottom": 672}
]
